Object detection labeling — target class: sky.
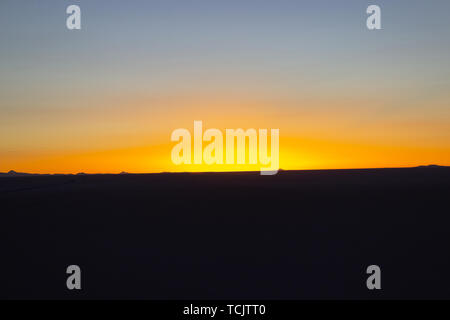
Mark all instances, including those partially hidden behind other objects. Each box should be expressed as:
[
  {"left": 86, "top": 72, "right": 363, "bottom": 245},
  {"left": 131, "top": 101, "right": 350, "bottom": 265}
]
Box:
[{"left": 1, "top": 0, "right": 449, "bottom": 173}]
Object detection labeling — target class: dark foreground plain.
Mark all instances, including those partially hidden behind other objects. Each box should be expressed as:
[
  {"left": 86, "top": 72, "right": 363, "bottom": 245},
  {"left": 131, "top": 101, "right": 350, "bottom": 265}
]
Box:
[{"left": 1, "top": 167, "right": 449, "bottom": 299}]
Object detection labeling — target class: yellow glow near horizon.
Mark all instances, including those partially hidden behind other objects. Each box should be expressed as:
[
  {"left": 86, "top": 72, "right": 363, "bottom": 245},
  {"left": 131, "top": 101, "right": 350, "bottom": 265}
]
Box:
[
  {"left": 2, "top": 135, "right": 449, "bottom": 174},
  {"left": 2, "top": 94, "right": 450, "bottom": 174}
]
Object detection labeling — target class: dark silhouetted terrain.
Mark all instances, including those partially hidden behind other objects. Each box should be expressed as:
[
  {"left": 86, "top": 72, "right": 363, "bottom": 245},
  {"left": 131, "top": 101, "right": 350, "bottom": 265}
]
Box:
[{"left": 1, "top": 167, "right": 450, "bottom": 299}]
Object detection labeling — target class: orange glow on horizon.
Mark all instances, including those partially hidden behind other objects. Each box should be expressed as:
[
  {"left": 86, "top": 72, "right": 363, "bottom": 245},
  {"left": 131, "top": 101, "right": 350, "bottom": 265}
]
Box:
[
  {"left": 2, "top": 95, "right": 449, "bottom": 174},
  {"left": 2, "top": 135, "right": 449, "bottom": 174}
]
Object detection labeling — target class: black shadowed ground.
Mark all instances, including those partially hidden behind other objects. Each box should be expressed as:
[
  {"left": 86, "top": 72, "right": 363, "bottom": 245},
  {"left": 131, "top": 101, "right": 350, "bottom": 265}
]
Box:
[{"left": 1, "top": 167, "right": 449, "bottom": 299}]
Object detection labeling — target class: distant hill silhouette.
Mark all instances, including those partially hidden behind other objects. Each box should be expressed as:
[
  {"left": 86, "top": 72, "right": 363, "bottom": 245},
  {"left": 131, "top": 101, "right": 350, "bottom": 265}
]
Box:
[
  {"left": 0, "top": 170, "right": 42, "bottom": 177},
  {"left": 0, "top": 165, "right": 448, "bottom": 177},
  {"left": 416, "top": 164, "right": 442, "bottom": 168}
]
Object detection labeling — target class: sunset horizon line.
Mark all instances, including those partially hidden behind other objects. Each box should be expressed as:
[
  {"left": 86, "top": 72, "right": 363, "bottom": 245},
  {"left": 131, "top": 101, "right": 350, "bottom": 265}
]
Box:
[{"left": 1, "top": 164, "right": 447, "bottom": 176}]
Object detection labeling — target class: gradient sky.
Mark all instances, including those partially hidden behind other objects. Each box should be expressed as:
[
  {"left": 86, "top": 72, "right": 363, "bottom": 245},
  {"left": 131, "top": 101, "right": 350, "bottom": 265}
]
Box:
[{"left": 1, "top": 0, "right": 450, "bottom": 173}]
